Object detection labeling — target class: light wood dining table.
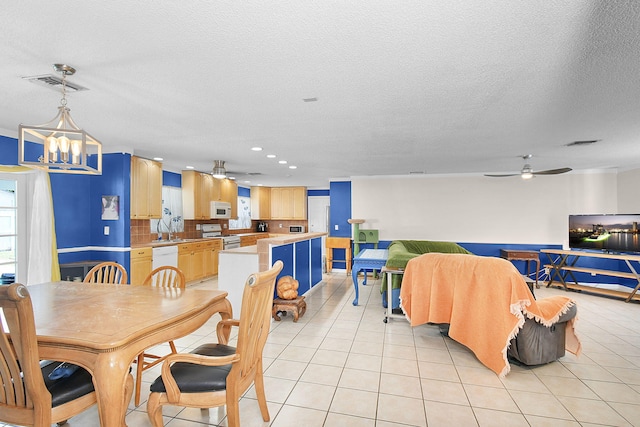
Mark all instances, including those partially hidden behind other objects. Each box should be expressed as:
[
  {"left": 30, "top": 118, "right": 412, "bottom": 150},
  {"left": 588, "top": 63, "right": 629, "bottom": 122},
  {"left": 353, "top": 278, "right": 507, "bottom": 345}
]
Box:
[{"left": 27, "top": 281, "right": 232, "bottom": 427}]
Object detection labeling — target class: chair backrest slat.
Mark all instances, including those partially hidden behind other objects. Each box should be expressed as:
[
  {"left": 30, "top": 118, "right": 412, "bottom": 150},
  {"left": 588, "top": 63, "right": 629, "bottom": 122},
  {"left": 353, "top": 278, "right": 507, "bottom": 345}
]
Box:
[
  {"left": 0, "top": 284, "right": 49, "bottom": 412},
  {"left": 232, "top": 261, "right": 283, "bottom": 381},
  {"left": 142, "top": 266, "right": 186, "bottom": 289},
  {"left": 83, "top": 262, "right": 128, "bottom": 284}
]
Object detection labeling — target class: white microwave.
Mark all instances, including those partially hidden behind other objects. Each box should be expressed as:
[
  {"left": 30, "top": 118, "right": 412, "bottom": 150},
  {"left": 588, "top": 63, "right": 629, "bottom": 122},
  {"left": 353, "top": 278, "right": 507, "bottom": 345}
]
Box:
[{"left": 210, "top": 201, "right": 231, "bottom": 219}]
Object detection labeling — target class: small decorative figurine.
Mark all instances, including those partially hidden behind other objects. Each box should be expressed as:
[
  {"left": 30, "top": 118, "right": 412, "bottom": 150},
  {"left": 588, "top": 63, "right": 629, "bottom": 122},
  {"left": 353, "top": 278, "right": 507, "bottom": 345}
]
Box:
[{"left": 276, "top": 276, "right": 299, "bottom": 300}]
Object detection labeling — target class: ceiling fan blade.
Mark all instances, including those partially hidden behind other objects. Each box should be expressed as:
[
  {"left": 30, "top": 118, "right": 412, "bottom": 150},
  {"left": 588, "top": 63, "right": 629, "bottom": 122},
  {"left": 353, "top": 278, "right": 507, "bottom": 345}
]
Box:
[
  {"left": 533, "top": 167, "right": 572, "bottom": 175},
  {"left": 484, "top": 173, "right": 520, "bottom": 177}
]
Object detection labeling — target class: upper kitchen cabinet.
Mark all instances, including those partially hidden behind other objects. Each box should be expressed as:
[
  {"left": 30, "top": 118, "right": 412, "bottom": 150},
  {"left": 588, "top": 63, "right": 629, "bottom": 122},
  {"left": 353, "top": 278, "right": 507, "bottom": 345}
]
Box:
[
  {"left": 182, "top": 170, "right": 214, "bottom": 220},
  {"left": 130, "top": 156, "right": 162, "bottom": 219},
  {"left": 271, "top": 186, "right": 307, "bottom": 220},
  {"left": 250, "top": 186, "right": 271, "bottom": 220},
  {"left": 218, "top": 178, "right": 238, "bottom": 219}
]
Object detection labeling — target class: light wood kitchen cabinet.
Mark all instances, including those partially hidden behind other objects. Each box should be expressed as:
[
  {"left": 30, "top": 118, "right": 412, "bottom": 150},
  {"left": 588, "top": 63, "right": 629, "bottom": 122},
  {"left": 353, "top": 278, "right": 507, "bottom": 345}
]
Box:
[
  {"left": 218, "top": 178, "right": 238, "bottom": 219},
  {"left": 270, "top": 186, "right": 307, "bottom": 220},
  {"left": 191, "top": 242, "right": 206, "bottom": 280},
  {"left": 178, "top": 243, "right": 195, "bottom": 282},
  {"left": 182, "top": 170, "right": 213, "bottom": 220},
  {"left": 204, "top": 239, "right": 223, "bottom": 276},
  {"left": 250, "top": 186, "right": 271, "bottom": 219},
  {"left": 240, "top": 235, "right": 258, "bottom": 247},
  {"left": 178, "top": 241, "right": 213, "bottom": 282},
  {"left": 130, "top": 247, "right": 152, "bottom": 285},
  {"left": 130, "top": 156, "right": 162, "bottom": 219}
]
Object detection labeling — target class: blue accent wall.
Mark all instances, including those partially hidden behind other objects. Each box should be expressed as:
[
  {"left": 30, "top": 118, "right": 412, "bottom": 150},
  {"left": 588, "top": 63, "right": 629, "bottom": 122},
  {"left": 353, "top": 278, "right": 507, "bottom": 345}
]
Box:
[
  {"left": 50, "top": 173, "right": 92, "bottom": 250},
  {"left": 328, "top": 181, "right": 352, "bottom": 268},
  {"left": 238, "top": 186, "right": 250, "bottom": 197},
  {"left": 329, "top": 181, "right": 351, "bottom": 238},
  {"left": 52, "top": 153, "right": 130, "bottom": 270},
  {"left": 309, "top": 189, "right": 330, "bottom": 196},
  {"left": 0, "top": 135, "right": 18, "bottom": 164},
  {"left": 163, "top": 170, "right": 181, "bottom": 187}
]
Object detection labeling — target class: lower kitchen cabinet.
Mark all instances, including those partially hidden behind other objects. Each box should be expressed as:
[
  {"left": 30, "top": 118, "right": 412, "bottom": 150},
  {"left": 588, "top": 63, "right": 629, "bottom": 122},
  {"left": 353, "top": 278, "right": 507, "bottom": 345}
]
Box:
[
  {"left": 130, "top": 247, "right": 152, "bottom": 284},
  {"left": 178, "top": 240, "right": 221, "bottom": 282},
  {"left": 204, "top": 239, "right": 223, "bottom": 276},
  {"left": 240, "top": 235, "right": 258, "bottom": 247},
  {"left": 178, "top": 243, "right": 195, "bottom": 282}
]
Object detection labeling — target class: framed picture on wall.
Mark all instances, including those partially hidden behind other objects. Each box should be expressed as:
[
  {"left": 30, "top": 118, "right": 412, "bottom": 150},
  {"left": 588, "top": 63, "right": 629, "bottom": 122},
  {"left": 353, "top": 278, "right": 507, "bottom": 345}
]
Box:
[{"left": 101, "top": 195, "right": 119, "bottom": 220}]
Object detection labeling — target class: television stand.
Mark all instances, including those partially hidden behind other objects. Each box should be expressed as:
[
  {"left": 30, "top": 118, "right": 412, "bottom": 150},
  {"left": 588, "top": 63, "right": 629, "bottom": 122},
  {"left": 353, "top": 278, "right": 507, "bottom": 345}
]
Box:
[{"left": 541, "top": 249, "right": 640, "bottom": 302}]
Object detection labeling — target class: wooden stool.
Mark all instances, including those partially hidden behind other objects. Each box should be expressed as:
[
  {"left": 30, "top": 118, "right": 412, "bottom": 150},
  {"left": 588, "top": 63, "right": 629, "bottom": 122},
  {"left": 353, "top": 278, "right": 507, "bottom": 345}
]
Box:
[
  {"left": 272, "top": 296, "right": 307, "bottom": 322},
  {"left": 326, "top": 237, "right": 352, "bottom": 274}
]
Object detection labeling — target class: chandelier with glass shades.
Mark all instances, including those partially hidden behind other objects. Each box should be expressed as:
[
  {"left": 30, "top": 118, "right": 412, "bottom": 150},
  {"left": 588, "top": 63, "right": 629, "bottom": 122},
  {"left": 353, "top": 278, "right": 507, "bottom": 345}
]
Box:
[{"left": 18, "top": 64, "right": 102, "bottom": 174}]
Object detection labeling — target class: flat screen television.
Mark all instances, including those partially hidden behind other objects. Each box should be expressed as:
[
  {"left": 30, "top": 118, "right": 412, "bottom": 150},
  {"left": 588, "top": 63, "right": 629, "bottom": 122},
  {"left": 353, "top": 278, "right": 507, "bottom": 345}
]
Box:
[{"left": 568, "top": 214, "right": 640, "bottom": 254}]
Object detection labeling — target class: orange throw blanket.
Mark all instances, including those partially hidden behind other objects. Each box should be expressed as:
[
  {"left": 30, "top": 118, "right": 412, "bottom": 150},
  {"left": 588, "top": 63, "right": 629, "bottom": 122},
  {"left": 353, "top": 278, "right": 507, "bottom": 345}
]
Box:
[{"left": 400, "top": 253, "right": 581, "bottom": 377}]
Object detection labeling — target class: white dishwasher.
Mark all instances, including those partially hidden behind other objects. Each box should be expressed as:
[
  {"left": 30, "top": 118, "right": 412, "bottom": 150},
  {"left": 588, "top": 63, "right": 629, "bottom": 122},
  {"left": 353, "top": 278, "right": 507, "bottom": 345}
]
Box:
[{"left": 152, "top": 245, "right": 178, "bottom": 269}]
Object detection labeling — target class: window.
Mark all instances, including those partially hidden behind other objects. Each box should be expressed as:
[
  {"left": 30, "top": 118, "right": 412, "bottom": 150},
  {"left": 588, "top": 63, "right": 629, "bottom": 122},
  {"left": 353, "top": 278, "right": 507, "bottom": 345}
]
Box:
[
  {"left": 150, "top": 186, "right": 184, "bottom": 236},
  {"left": 0, "top": 179, "right": 17, "bottom": 283},
  {"left": 229, "top": 196, "right": 251, "bottom": 230}
]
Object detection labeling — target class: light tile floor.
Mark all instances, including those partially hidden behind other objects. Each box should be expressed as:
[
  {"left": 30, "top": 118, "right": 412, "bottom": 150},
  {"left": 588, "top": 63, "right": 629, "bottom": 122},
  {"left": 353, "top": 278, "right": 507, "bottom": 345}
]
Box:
[{"left": 9, "top": 272, "right": 640, "bottom": 426}]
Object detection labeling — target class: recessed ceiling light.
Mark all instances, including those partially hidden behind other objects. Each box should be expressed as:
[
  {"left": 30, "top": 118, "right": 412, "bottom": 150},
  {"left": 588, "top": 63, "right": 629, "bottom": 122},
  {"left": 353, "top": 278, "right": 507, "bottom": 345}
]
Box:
[
  {"left": 185, "top": 165, "right": 194, "bottom": 169},
  {"left": 279, "top": 160, "right": 287, "bottom": 164},
  {"left": 289, "top": 165, "right": 297, "bottom": 169},
  {"left": 243, "top": 180, "right": 251, "bottom": 183},
  {"left": 266, "top": 154, "right": 276, "bottom": 158},
  {"left": 153, "top": 157, "right": 163, "bottom": 161},
  {"left": 228, "top": 176, "right": 236, "bottom": 180},
  {"left": 251, "top": 147, "right": 262, "bottom": 151}
]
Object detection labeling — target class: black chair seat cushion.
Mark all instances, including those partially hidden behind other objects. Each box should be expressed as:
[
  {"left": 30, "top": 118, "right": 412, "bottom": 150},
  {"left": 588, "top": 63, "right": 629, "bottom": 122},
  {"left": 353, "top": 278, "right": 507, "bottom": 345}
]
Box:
[
  {"left": 149, "top": 344, "right": 236, "bottom": 394},
  {"left": 41, "top": 361, "right": 95, "bottom": 407}
]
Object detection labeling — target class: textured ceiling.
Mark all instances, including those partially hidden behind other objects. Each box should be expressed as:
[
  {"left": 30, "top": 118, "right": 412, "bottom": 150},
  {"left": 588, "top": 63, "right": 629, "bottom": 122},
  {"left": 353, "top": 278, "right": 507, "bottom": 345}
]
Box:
[{"left": 2, "top": 1, "right": 640, "bottom": 187}]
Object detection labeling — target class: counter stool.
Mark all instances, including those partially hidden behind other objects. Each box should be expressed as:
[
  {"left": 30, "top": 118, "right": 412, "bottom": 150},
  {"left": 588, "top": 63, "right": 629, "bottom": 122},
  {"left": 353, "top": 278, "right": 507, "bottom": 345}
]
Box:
[{"left": 326, "top": 237, "right": 352, "bottom": 274}]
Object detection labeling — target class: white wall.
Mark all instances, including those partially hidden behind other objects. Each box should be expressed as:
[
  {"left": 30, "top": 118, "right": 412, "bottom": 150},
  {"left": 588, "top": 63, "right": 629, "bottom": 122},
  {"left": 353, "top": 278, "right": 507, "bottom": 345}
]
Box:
[
  {"left": 351, "top": 171, "right": 620, "bottom": 245},
  {"left": 617, "top": 168, "right": 640, "bottom": 213}
]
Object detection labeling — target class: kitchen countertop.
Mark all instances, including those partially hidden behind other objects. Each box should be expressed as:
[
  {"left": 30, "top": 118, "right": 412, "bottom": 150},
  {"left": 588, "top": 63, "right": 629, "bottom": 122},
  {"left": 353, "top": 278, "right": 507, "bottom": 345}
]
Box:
[
  {"left": 220, "top": 232, "right": 326, "bottom": 254},
  {"left": 131, "top": 232, "right": 316, "bottom": 249},
  {"left": 132, "top": 237, "right": 222, "bottom": 249},
  {"left": 258, "top": 232, "right": 326, "bottom": 245},
  {"left": 220, "top": 246, "right": 260, "bottom": 254}
]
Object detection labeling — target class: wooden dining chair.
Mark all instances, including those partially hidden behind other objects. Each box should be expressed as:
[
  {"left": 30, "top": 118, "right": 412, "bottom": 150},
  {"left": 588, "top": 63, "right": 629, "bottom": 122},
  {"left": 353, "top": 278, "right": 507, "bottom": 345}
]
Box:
[
  {"left": 146, "top": 260, "right": 284, "bottom": 427},
  {"left": 0, "top": 283, "right": 98, "bottom": 426},
  {"left": 83, "top": 261, "right": 128, "bottom": 284},
  {"left": 133, "top": 265, "right": 186, "bottom": 406}
]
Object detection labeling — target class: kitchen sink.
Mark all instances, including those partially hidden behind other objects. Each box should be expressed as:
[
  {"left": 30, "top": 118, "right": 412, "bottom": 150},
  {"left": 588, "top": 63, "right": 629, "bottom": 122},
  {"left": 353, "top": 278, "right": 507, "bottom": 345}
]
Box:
[{"left": 152, "top": 238, "right": 192, "bottom": 243}]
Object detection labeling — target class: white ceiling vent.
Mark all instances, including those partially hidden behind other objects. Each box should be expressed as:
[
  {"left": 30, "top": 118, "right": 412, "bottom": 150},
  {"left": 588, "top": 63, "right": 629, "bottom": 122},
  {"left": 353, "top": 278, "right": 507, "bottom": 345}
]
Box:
[{"left": 22, "top": 74, "right": 88, "bottom": 92}]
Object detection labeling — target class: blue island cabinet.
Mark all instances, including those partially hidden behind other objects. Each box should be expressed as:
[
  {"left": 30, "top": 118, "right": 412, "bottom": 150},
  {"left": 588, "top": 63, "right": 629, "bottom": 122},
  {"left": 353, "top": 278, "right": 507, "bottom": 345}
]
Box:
[{"left": 271, "top": 237, "right": 324, "bottom": 297}]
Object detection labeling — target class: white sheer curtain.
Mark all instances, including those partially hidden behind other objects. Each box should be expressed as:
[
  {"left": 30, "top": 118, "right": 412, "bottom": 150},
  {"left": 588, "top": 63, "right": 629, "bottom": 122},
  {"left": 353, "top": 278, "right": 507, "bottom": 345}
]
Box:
[
  {"left": 0, "top": 166, "right": 59, "bottom": 285},
  {"left": 26, "top": 170, "right": 58, "bottom": 284}
]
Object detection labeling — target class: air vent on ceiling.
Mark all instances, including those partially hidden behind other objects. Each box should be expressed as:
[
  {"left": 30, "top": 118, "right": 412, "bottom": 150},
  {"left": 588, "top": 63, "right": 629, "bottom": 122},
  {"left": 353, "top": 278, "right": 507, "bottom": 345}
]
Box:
[
  {"left": 566, "top": 139, "right": 600, "bottom": 147},
  {"left": 22, "top": 74, "right": 88, "bottom": 92}
]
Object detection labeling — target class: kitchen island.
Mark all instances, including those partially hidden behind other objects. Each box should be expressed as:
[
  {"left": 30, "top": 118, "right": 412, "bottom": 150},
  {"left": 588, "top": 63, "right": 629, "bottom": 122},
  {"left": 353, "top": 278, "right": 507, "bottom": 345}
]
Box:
[{"left": 218, "top": 232, "right": 325, "bottom": 315}]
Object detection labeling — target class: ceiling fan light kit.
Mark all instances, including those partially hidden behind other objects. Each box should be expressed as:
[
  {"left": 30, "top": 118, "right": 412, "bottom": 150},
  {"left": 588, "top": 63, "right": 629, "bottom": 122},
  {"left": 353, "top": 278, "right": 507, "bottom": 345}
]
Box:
[
  {"left": 212, "top": 160, "right": 226, "bottom": 179},
  {"left": 485, "top": 155, "right": 572, "bottom": 179}
]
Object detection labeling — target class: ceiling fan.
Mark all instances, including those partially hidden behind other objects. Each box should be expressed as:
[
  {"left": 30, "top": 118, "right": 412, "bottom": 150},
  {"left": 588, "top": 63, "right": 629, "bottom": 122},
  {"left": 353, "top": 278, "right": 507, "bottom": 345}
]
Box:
[{"left": 485, "top": 155, "right": 572, "bottom": 179}]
